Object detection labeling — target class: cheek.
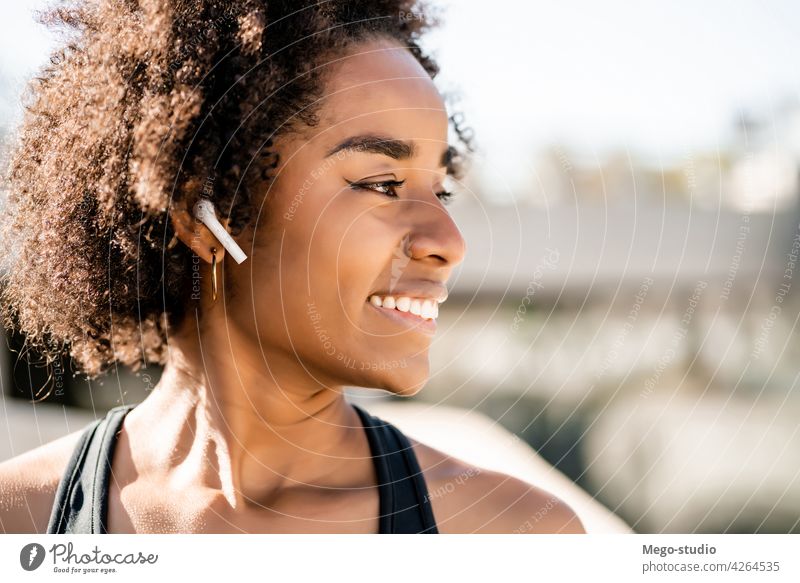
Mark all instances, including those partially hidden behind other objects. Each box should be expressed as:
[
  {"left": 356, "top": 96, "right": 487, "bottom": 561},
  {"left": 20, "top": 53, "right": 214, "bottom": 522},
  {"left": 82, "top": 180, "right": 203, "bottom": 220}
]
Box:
[
  {"left": 308, "top": 210, "right": 393, "bottom": 315},
  {"left": 285, "top": 179, "right": 395, "bottom": 311},
  {"left": 257, "top": 174, "right": 409, "bottom": 344},
  {"left": 248, "top": 185, "right": 384, "bottom": 350}
]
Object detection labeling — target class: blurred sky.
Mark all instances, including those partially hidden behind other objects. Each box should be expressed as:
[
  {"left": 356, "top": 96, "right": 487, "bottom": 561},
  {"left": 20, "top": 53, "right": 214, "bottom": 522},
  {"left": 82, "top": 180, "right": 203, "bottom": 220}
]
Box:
[
  {"left": 427, "top": 0, "right": 800, "bottom": 158},
  {"left": 3, "top": 1, "right": 800, "bottom": 177}
]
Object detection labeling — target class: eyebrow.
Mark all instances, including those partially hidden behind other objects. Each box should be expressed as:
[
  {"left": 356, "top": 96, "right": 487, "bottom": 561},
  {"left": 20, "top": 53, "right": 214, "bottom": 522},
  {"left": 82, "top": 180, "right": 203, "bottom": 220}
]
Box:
[{"left": 324, "top": 133, "right": 453, "bottom": 170}]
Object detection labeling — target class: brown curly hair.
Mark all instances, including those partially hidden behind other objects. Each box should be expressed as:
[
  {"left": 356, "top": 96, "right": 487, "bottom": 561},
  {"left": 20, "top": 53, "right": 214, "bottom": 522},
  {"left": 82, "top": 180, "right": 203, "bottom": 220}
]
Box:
[{"left": 0, "top": 0, "right": 473, "bottom": 386}]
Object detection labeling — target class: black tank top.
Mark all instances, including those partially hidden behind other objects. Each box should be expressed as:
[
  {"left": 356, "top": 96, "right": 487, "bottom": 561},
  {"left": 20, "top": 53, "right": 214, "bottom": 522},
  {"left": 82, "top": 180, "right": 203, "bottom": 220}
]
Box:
[{"left": 46, "top": 402, "right": 439, "bottom": 534}]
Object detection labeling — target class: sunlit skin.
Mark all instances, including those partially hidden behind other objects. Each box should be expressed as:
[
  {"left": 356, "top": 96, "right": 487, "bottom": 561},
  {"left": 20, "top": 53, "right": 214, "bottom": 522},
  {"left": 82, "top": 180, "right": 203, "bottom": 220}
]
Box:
[{"left": 0, "top": 38, "right": 585, "bottom": 534}]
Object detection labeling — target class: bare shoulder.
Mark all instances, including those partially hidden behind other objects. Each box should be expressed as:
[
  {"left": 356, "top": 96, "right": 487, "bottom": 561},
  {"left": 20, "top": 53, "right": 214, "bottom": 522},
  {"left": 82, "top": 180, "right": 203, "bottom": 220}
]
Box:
[
  {"left": 0, "top": 429, "right": 85, "bottom": 533},
  {"left": 409, "top": 437, "right": 586, "bottom": 534}
]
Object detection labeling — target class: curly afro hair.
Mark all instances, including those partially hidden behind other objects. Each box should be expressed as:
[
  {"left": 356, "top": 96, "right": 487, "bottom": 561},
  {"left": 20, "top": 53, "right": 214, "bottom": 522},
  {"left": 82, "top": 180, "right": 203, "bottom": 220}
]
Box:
[{"left": 0, "top": 0, "right": 473, "bottom": 386}]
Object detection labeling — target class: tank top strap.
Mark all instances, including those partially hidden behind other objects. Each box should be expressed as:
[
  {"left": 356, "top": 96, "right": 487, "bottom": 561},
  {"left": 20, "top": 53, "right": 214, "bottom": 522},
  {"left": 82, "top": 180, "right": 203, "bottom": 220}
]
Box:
[
  {"left": 46, "top": 404, "right": 136, "bottom": 534},
  {"left": 351, "top": 403, "right": 439, "bottom": 534},
  {"left": 48, "top": 402, "right": 439, "bottom": 534}
]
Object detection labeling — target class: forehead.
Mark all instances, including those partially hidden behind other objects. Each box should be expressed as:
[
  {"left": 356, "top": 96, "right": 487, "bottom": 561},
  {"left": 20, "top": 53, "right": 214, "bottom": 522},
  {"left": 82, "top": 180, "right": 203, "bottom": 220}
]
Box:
[{"left": 316, "top": 39, "right": 448, "bottom": 146}]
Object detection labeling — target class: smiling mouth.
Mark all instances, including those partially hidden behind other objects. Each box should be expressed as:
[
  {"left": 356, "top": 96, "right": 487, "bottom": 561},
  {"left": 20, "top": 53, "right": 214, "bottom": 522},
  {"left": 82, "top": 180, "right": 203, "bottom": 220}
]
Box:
[{"left": 366, "top": 294, "right": 439, "bottom": 334}]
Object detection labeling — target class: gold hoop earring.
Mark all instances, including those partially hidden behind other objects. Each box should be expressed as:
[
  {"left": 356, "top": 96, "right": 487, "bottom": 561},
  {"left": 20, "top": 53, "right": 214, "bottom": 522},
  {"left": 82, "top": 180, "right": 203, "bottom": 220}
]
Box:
[{"left": 210, "top": 247, "right": 218, "bottom": 302}]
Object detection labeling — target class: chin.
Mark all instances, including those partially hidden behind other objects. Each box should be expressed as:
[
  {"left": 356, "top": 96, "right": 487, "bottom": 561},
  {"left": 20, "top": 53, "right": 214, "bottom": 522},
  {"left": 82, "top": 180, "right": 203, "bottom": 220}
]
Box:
[
  {"left": 391, "top": 384, "right": 426, "bottom": 397},
  {"left": 378, "top": 366, "right": 430, "bottom": 397}
]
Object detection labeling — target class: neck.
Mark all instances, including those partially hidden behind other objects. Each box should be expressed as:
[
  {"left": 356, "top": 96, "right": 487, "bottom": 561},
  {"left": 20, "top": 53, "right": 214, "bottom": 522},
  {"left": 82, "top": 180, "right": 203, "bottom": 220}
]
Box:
[{"left": 124, "top": 306, "right": 373, "bottom": 511}]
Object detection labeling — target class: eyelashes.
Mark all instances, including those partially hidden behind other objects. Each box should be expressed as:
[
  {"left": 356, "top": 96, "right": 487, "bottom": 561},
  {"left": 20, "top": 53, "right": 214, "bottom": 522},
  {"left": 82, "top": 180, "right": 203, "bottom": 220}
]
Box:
[
  {"left": 345, "top": 178, "right": 455, "bottom": 204},
  {"left": 435, "top": 189, "right": 455, "bottom": 203}
]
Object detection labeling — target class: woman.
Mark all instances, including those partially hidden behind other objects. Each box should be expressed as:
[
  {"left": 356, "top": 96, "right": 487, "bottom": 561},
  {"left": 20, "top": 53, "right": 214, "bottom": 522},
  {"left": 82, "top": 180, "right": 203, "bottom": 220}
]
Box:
[{"left": 0, "top": 0, "right": 585, "bottom": 534}]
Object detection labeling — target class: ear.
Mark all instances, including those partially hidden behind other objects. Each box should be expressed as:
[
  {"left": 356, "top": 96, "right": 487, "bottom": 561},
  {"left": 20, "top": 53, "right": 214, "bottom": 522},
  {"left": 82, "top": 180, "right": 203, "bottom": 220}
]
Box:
[{"left": 169, "top": 199, "right": 228, "bottom": 263}]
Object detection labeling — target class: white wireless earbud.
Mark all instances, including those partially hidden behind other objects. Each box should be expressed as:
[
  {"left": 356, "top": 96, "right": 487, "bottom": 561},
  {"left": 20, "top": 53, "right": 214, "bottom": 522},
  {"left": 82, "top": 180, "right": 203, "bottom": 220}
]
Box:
[{"left": 192, "top": 199, "right": 248, "bottom": 264}]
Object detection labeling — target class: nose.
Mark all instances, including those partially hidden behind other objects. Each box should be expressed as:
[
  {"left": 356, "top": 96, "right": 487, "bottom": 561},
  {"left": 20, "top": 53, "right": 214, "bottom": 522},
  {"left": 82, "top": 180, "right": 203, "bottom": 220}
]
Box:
[{"left": 404, "top": 201, "right": 467, "bottom": 267}]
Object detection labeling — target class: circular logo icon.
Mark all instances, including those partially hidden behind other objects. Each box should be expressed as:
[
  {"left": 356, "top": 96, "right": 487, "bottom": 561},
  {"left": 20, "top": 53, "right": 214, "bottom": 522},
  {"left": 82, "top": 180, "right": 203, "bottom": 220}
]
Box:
[{"left": 20, "top": 543, "right": 46, "bottom": 571}]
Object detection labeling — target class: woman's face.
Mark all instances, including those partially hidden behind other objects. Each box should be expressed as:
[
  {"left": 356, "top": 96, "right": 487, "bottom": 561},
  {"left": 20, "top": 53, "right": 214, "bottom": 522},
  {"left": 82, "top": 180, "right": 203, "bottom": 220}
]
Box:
[{"left": 230, "top": 37, "right": 466, "bottom": 396}]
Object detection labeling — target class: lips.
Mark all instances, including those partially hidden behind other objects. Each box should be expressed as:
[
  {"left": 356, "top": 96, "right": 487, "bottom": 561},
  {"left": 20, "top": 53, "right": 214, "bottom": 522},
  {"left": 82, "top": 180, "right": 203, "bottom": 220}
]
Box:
[
  {"left": 368, "top": 284, "right": 448, "bottom": 305},
  {"left": 366, "top": 299, "right": 437, "bottom": 335},
  {"left": 367, "top": 294, "right": 439, "bottom": 320}
]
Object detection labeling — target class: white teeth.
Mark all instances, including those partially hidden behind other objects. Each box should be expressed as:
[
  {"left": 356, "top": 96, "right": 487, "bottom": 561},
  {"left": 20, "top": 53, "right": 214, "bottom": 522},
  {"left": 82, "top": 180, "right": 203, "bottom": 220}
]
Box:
[
  {"left": 409, "top": 299, "right": 422, "bottom": 316},
  {"left": 367, "top": 294, "right": 440, "bottom": 321}
]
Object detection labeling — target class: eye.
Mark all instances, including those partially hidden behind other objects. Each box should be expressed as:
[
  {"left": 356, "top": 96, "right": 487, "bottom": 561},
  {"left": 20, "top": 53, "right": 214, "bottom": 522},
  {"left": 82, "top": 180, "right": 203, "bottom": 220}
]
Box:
[
  {"left": 346, "top": 178, "right": 405, "bottom": 197},
  {"left": 435, "top": 190, "right": 456, "bottom": 204},
  {"left": 345, "top": 178, "right": 457, "bottom": 204}
]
